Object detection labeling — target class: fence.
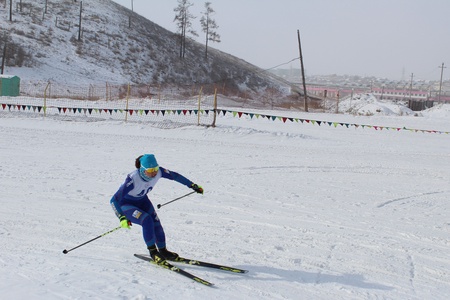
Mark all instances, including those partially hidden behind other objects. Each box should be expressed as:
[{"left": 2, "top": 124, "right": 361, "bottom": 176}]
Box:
[{"left": 0, "top": 82, "right": 217, "bottom": 127}]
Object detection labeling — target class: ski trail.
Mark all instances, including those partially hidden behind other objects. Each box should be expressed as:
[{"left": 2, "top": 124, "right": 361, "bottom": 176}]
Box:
[{"left": 376, "top": 190, "right": 448, "bottom": 208}]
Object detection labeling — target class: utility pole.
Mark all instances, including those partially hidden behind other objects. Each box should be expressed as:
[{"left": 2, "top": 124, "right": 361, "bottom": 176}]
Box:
[
  {"left": 297, "top": 30, "right": 308, "bottom": 112},
  {"left": 9, "top": 0, "right": 12, "bottom": 21},
  {"left": 129, "top": 0, "right": 134, "bottom": 28},
  {"left": 409, "top": 73, "right": 414, "bottom": 109},
  {"left": 1, "top": 41, "right": 6, "bottom": 75},
  {"left": 438, "top": 63, "right": 446, "bottom": 103},
  {"left": 78, "top": 1, "right": 83, "bottom": 41}
]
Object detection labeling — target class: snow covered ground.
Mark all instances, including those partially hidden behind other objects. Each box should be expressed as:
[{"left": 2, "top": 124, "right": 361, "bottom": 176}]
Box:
[{"left": 1, "top": 103, "right": 449, "bottom": 299}]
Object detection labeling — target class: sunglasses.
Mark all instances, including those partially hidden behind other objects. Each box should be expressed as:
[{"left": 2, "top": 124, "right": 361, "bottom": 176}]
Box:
[{"left": 141, "top": 166, "right": 159, "bottom": 173}]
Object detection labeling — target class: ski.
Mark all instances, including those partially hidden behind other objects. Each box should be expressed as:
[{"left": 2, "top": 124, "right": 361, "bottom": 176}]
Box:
[
  {"left": 134, "top": 254, "right": 214, "bottom": 287},
  {"left": 171, "top": 256, "right": 249, "bottom": 274}
]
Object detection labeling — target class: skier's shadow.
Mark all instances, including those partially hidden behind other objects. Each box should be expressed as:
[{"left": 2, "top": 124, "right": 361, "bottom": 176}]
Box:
[{"left": 232, "top": 265, "right": 393, "bottom": 290}]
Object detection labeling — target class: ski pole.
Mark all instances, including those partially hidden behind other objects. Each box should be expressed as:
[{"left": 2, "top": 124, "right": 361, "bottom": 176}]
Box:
[
  {"left": 62, "top": 226, "right": 122, "bottom": 254},
  {"left": 157, "top": 191, "right": 196, "bottom": 209}
]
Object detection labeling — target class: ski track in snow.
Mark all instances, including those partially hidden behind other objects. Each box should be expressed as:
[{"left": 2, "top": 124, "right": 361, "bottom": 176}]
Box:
[{"left": 1, "top": 111, "right": 450, "bottom": 300}]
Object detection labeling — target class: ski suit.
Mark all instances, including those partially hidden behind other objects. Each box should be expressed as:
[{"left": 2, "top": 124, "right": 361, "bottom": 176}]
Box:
[{"left": 110, "top": 166, "right": 193, "bottom": 248}]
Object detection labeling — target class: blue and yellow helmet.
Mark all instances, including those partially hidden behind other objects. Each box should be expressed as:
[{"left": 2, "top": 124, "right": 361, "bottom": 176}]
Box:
[{"left": 139, "top": 154, "right": 159, "bottom": 181}]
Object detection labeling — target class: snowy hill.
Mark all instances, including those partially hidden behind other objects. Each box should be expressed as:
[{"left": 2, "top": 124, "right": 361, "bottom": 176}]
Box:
[
  {"left": 0, "top": 0, "right": 290, "bottom": 98},
  {"left": 337, "top": 93, "right": 418, "bottom": 116}
]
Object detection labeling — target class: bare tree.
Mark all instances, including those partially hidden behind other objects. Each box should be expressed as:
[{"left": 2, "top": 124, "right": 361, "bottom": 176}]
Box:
[
  {"left": 200, "top": 2, "right": 220, "bottom": 59},
  {"left": 173, "top": 0, "right": 197, "bottom": 59}
]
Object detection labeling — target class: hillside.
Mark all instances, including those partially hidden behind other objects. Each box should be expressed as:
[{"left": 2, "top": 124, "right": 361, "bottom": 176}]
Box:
[{"left": 0, "top": 0, "right": 291, "bottom": 98}]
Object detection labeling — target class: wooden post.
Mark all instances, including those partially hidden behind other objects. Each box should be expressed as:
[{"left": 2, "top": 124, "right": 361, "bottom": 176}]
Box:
[
  {"left": 197, "top": 87, "right": 203, "bottom": 126},
  {"left": 297, "top": 30, "right": 308, "bottom": 112},
  {"left": 212, "top": 88, "right": 218, "bottom": 127},
  {"left": 125, "top": 83, "right": 130, "bottom": 122},
  {"left": 44, "top": 82, "right": 51, "bottom": 117}
]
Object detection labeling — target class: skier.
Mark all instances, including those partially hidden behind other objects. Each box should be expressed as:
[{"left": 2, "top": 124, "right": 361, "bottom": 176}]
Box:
[{"left": 110, "top": 154, "right": 203, "bottom": 265}]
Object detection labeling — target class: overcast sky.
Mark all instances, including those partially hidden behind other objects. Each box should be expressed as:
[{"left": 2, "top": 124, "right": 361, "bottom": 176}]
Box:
[{"left": 112, "top": 0, "right": 450, "bottom": 81}]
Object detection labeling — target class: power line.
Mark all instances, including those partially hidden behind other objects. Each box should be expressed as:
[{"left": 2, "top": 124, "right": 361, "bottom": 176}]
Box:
[{"left": 263, "top": 57, "right": 299, "bottom": 72}]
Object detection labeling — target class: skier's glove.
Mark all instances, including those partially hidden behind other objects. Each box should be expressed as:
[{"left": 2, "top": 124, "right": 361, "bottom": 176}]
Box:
[
  {"left": 191, "top": 183, "right": 204, "bottom": 194},
  {"left": 120, "top": 215, "right": 132, "bottom": 229}
]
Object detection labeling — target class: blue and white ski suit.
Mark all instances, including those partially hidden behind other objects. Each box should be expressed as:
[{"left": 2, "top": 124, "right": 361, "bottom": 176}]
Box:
[{"left": 110, "top": 167, "right": 193, "bottom": 248}]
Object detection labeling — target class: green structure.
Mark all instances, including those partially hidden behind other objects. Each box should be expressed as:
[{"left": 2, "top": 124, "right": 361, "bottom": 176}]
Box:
[{"left": 0, "top": 75, "right": 20, "bottom": 96}]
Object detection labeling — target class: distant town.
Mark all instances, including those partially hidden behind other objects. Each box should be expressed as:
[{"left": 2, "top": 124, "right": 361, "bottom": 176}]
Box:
[{"left": 271, "top": 69, "right": 450, "bottom": 104}]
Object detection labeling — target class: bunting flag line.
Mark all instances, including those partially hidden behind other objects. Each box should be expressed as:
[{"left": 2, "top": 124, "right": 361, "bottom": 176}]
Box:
[
  {"left": 1, "top": 103, "right": 448, "bottom": 135},
  {"left": 1, "top": 103, "right": 212, "bottom": 119},
  {"left": 215, "top": 109, "right": 449, "bottom": 135}
]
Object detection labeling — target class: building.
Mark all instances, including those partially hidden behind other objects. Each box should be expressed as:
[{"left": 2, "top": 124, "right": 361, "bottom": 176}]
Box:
[{"left": 0, "top": 75, "right": 20, "bottom": 96}]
